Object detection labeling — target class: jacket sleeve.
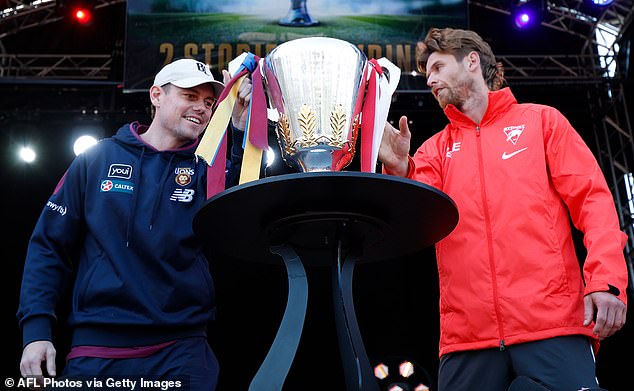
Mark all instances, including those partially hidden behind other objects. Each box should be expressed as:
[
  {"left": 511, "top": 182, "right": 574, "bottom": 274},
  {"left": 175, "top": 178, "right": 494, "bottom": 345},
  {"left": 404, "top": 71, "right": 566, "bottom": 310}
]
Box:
[
  {"left": 543, "top": 106, "right": 628, "bottom": 305},
  {"left": 16, "top": 157, "right": 86, "bottom": 347},
  {"left": 409, "top": 132, "right": 446, "bottom": 190}
]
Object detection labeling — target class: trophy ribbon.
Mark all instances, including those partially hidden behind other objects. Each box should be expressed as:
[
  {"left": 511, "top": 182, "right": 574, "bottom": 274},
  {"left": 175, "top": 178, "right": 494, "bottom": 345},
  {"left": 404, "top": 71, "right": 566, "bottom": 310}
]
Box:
[
  {"left": 239, "top": 57, "right": 268, "bottom": 186},
  {"left": 359, "top": 58, "right": 401, "bottom": 173},
  {"left": 195, "top": 53, "right": 268, "bottom": 198},
  {"left": 372, "top": 57, "right": 401, "bottom": 170},
  {"left": 360, "top": 59, "right": 382, "bottom": 173}
]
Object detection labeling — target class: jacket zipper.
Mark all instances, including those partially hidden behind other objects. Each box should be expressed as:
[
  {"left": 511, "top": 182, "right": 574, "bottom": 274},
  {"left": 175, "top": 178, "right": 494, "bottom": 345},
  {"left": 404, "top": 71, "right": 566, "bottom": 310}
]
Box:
[{"left": 475, "top": 125, "right": 506, "bottom": 350}]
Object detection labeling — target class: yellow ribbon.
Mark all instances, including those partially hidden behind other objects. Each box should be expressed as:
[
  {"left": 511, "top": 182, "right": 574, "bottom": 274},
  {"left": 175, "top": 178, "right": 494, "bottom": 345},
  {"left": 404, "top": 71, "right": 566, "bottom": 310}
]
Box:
[
  {"left": 239, "top": 124, "right": 264, "bottom": 185},
  {"left": 195, "top": 74, "right": 247, "bottom": 165}
]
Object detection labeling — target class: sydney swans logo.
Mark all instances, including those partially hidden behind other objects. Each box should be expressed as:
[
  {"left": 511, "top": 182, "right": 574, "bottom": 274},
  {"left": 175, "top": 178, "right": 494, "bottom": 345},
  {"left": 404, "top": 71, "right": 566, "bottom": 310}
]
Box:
[{"left": 503, "top": 124, "right": 525, "bottom": 145}]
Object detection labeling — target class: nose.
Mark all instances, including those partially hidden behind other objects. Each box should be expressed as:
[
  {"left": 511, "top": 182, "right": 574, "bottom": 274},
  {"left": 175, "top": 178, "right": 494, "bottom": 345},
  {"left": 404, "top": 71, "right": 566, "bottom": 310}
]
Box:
[
  {"left": 426, "top": 74, "right": 436, "bottom": 88},
  {"left": 192, "top": 100, "right": 207, "bottom": 113}
]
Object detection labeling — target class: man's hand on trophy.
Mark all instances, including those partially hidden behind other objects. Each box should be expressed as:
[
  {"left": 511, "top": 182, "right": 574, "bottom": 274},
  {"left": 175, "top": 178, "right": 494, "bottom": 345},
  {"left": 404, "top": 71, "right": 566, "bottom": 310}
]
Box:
[
  {"left": 379, "top": 115, "right": 411, "bottom": 177},
  {"left": 223, "top": 69, "right": 253, "bottom": 131}
]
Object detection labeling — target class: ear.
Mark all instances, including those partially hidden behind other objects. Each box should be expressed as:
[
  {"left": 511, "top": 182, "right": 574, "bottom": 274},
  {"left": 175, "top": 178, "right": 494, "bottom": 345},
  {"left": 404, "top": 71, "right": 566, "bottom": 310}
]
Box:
[
  {"left": 149, "top": 85, "right": 162, "bottom": 107},
  {"left": 465, "top": 51, "right": 481, "bottom": 72}
]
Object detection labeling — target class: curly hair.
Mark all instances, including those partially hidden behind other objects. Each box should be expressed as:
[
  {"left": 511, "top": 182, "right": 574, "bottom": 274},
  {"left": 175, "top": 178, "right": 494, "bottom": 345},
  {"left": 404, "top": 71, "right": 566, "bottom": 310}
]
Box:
[{"left": 416, "top": 28, "right": 506, "bottom": 91}]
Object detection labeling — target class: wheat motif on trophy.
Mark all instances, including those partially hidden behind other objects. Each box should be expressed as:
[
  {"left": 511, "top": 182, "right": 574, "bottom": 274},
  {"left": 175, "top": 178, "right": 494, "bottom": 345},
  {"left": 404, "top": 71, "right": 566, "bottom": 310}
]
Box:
[
  {"left": 298, "top": 104, "right": 318, "bottom": 148},
  {"left": 277, "top": 113, "right": 295, "bottom": 155},
  {"left": 329, "top": 104, "right": 346, "bottom": 148}
]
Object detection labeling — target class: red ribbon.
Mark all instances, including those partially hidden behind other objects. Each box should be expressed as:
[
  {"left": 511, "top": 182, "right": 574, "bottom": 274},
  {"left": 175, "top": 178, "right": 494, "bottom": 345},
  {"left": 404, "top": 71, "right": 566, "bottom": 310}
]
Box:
[
  {"left": 360, "top": 59, "right": 383, "bottom": 172},
  {"left": 249, "top": 60, "right": 268, "bottom": 150},
  {"left": 205, "top": 55, "right": 268, "bottom": 198},
  {"left": 206, "top": 137, "right": 226, "bottom": 199}
]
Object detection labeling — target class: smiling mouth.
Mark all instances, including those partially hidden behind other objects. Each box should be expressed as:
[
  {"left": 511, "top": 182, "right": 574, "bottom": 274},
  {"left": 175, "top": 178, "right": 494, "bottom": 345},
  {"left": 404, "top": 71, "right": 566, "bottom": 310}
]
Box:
[{"left": 184, "top": 116, "right": 202, "bottom": 125}]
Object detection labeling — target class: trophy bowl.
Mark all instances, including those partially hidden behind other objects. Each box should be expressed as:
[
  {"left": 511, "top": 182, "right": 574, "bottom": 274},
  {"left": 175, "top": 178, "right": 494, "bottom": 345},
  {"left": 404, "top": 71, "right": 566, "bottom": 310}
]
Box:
[{"left": 263, "top": 37, "right": 368, "bottom": 172}]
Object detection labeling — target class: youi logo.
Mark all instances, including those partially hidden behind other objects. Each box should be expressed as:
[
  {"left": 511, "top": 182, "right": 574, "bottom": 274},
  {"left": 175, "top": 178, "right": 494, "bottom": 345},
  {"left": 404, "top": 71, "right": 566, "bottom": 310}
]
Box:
[{"left": 108, "top": 164, "right": 132, "bottom": 179}]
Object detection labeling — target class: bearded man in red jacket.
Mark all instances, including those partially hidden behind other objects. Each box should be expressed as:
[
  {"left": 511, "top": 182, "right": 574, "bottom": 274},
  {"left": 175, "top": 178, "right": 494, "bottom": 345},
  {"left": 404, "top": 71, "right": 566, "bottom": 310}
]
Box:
[{"left": 379, "top": 27, "right": 628, "bottom": 391}]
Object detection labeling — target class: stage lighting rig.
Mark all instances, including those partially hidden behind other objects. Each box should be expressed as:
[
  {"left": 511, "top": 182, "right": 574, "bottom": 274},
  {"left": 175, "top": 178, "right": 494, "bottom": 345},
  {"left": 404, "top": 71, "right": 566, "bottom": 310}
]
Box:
[
  {"left": 511, "top": 0, "right": 544, "bottom": 30},
  {"left": 588, "top": 0, "right": 615, "bottom": 6},
  {"left": 373, "top": 356, "right": 433, "bottom": 391},
  {"left": 72, "top": 6, "right": 92, "bottom": 25},
  {"left": 58, "top": 0, "right": 94, "bottom": 26}
]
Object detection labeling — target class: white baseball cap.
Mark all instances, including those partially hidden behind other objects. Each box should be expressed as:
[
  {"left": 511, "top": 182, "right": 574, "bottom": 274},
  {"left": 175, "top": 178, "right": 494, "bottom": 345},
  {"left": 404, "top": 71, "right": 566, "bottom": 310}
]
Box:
[{"left": 153, "top": 58, "right": 224, "bottom": 98}]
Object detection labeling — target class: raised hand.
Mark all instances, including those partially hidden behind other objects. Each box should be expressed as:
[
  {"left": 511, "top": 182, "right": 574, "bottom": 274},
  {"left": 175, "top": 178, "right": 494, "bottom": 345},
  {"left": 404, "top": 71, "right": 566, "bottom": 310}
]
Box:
[
  {"left": 379, "top": 115, "right": 412, "bottom": 177},
  {"left": 223, "top": 69, "right": 252, "bottom": 131}
]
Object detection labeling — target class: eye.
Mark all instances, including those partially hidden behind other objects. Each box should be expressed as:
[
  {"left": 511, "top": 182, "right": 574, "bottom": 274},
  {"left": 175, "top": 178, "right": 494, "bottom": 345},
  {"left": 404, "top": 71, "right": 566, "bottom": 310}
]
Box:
[
  {"left": 204, "top": 98, "right": 218, "bottom": 109},
  {"left": 428, "top": 63, "right": 442, "bottom": 75}
]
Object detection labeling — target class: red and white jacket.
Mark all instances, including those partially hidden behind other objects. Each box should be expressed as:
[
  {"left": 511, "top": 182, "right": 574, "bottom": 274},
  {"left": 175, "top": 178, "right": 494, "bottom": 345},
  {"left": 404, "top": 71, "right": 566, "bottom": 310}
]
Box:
[{"left": 406, "top": 87, "right": 628, "bottom": 356}]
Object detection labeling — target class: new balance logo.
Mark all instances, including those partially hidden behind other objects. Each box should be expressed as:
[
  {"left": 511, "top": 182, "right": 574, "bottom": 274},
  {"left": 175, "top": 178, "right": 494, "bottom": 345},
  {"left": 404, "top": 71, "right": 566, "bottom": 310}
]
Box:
[{"left": 170, "top": 188, "right": 195, "bottom": 202}]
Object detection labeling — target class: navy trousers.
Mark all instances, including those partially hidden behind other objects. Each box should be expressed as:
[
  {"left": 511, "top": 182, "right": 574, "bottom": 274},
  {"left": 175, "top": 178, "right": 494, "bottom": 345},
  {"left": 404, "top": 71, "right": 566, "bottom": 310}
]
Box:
[
  {"left": 438, "top": 336, "right": 599, "bottom": 391},
  {"left": 61, "top": 337, "right": 219, "bottom": 391}
]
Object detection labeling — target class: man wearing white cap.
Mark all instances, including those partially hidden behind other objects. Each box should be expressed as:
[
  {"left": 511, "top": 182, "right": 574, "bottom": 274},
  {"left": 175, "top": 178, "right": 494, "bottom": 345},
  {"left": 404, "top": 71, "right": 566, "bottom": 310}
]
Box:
[{"left": 17, "top": 58, "right": 252, "bottom": 390}]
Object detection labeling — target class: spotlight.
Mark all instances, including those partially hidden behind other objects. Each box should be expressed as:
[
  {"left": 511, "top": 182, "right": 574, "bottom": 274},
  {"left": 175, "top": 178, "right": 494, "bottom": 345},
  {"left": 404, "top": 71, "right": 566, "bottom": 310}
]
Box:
[
  {"left": 60, "top": 0, "right": 94, "bottom": 26},
  {"left": 374, "top": 363, "right": 389, "bottom": 380},
  {"left": 514, "top": 11, "right": 532, "bottom": 29},
  {"left": 511, "top": 1, "right": 543, "bottom": 30},
  {"left": 399, "top": 361, "right": 414, "bottom": 378},
  {"left": 373, "top": 357, "right": 432, "bottom": 391},
  {"left": 589, "top": 0, "right": 615, "bottom": 5},
  {"left": 73, "top": 135, "right": 98, "bottom": 156},
  {"left": 72, "top": 6, "right": 92, "bottom": 25},
  {"left": 19, "top": 146, "right": 37, "bottom": 163}
]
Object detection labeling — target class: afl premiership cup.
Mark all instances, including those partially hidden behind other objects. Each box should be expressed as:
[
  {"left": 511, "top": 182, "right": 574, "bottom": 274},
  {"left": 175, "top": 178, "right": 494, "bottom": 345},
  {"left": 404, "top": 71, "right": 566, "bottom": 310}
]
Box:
[{"left": 263, "top": 37, "right": 368, "bottom": 172}]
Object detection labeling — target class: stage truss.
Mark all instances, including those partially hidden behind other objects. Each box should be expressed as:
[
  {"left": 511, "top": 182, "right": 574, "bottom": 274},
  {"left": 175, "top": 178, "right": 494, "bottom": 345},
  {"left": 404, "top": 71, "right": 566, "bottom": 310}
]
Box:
[{"left": 1, "top": 0, "right": 633, "bottom": 291}]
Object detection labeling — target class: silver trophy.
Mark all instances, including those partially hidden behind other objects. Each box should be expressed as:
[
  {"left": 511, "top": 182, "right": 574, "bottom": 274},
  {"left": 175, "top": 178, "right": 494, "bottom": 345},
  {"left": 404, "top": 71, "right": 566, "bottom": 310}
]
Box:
[{"left": 263, "top": 37, "right": 368, "bottom": 172}]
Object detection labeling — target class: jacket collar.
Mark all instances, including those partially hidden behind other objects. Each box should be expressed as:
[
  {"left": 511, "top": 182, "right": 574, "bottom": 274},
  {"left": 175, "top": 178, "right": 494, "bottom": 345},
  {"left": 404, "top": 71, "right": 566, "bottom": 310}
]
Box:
[
  {"left": 119, "top": 122, "right": 201, "bottom": 155},
  {"left": 443, "top": 87, "right": 517, "bottom": 129}
]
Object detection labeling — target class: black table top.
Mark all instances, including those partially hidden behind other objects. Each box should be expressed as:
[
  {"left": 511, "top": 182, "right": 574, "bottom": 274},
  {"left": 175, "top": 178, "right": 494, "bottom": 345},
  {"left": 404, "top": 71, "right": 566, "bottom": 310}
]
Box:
[{"left": 193, "top": 172, "right": 458, "bottom": 265}]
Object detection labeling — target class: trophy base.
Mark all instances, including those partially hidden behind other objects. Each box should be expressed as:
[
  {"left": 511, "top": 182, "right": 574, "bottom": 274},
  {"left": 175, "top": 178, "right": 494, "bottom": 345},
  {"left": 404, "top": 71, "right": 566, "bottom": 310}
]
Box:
[
  {"left": 266, "top": 211, "right": 386, "bottom": 266},
  {"left": 194, "top": 172, "right": 459, "bottom": 265},
  {"left": 193, "top": 172, "right": 459, "bottom": 391},
  {"left": 289, "top": 145, "right": 354, "bottom": 172}
]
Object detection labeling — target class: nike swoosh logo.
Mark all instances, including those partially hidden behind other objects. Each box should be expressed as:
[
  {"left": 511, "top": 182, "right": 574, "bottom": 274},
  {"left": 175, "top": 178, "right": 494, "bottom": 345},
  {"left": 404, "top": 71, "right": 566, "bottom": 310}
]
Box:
[{"left": 502, "top": 147, "right": 528, "bottom": 160}]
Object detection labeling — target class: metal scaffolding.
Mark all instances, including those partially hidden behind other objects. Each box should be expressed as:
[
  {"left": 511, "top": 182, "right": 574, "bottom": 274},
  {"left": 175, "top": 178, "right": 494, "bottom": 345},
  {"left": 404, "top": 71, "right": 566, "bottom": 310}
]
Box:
[
  {"left": 469, "top": 0, "right": 634, "bottom": 295},
  {"left": 0, "top": 0, "right": 124, "bottom": 40},
  {"left": 589, "top": 81, "right": 634, "bottom": 292},
  {"left": 1, "top": 0, "right": 633, "bottom": 289},
  {"left": 0, "top": 53, "right": 112, "bottom": 79}
]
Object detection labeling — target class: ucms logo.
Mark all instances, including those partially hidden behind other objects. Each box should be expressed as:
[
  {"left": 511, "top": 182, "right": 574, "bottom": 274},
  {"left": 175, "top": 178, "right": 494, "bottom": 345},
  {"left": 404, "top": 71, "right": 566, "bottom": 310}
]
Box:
[{"left": 46, "top": 201, "right": 67, "bottom": 216}]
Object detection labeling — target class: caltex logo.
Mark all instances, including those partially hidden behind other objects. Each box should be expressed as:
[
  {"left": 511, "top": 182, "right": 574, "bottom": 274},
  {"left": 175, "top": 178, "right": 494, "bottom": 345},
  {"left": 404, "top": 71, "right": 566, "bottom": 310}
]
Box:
[{"left": 101, "top": 180, "right": 113, "bottom": 191}]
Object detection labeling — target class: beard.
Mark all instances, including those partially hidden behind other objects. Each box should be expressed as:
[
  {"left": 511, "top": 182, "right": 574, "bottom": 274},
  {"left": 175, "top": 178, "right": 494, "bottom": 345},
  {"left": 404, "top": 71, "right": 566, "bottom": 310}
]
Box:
[{"left": 435, "top": 75, "right": 475, "bottom": 110}]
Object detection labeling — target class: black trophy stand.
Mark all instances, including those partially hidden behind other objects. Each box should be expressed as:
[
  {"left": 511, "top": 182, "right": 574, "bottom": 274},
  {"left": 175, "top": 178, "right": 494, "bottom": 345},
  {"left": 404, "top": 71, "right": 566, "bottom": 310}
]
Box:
[{"left": 193, "top": 172, "right": 458, "bottom": 391}]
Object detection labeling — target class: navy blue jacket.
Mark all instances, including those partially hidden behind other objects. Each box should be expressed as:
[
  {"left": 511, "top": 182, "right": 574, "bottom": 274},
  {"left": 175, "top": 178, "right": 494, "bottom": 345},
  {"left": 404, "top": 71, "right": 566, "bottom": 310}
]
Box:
[{"left": 17, "top": 122, "right": 244, "bottom": 348}]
